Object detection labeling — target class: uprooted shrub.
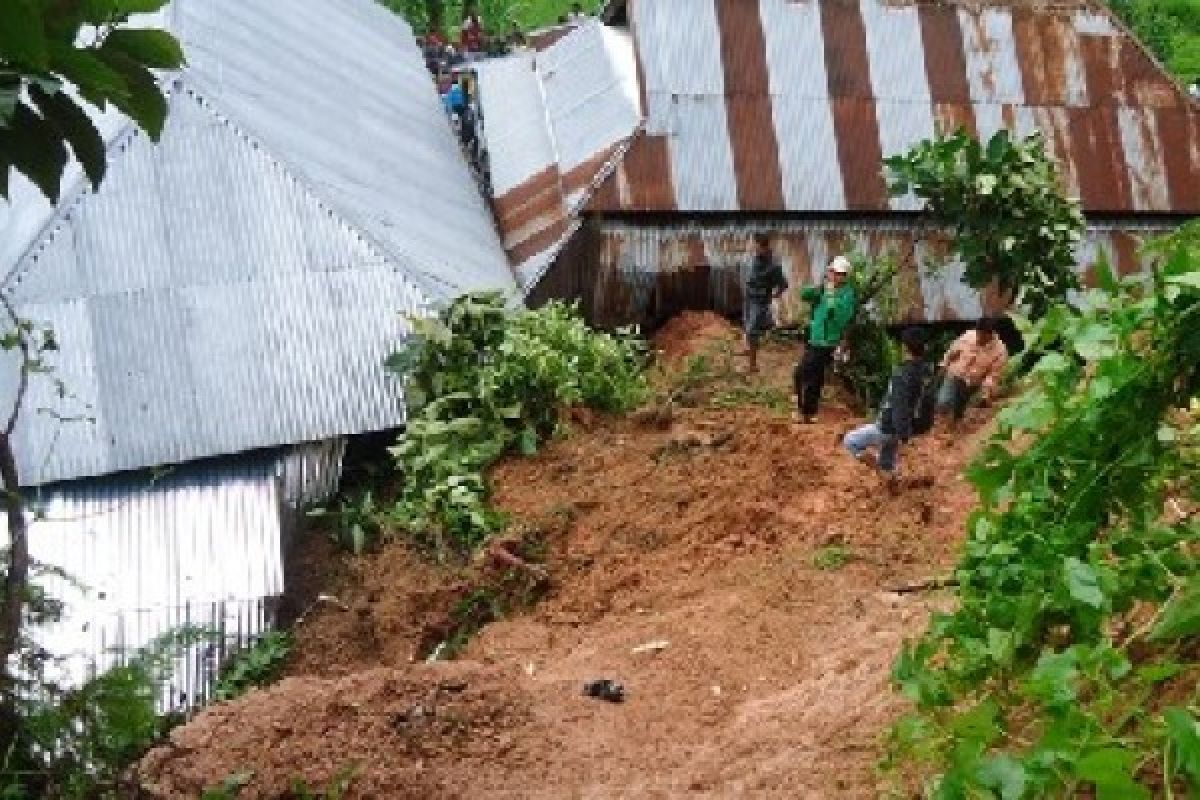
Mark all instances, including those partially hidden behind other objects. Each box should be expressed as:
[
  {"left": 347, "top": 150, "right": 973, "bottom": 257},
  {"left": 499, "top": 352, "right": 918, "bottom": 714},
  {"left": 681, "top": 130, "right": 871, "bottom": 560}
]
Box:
[{"left": 385, "top": 292, "right": 647, "bottom": 558}]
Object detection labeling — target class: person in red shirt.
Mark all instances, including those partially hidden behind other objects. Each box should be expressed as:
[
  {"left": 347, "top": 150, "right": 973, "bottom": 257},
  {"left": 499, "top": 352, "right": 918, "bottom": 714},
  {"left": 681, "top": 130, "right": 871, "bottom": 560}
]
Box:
[{"left": 460, "top": 4, "right": 484, "bottom": 54}]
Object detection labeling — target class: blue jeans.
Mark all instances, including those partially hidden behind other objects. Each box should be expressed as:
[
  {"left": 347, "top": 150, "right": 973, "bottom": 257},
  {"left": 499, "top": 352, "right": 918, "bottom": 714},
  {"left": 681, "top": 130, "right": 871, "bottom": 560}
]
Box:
[{"left": 843, "top": 423, "right": 900, "bottom": 473}]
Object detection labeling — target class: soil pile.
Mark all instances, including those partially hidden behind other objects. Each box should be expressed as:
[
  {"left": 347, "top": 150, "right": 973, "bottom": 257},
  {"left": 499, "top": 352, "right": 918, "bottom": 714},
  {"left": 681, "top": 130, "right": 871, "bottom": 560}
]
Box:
[
  {"left": 651, "top": 310, "right": 740, "bottom": 363},
  {"left": 137, "top": 317, "right": 990, "bottom": 798}
]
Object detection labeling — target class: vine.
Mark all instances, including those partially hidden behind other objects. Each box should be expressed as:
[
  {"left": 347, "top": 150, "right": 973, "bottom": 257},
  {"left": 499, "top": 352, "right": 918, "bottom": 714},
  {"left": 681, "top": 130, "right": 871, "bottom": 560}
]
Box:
[{"left": 885, "top": 223, "right": 1200, "bottom": 798}]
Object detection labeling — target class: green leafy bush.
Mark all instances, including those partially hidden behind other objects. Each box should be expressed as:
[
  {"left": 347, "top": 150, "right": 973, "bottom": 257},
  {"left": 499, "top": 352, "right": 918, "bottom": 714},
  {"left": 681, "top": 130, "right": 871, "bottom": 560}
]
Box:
[
  {"left": 2, "top": 628, "right": 208, "bottom": 799},
  {"left": 386, "top": 292, "right": 647, "bottom": 557},
  {"left": 886, "top": 130, "right": 1085, "bottom": 320},
  {"left": 885, "top": 224, "right": 1200, "bottom": 797},
  {"left": 213, "top": 631, "right": 293, "bottom": 703},
  {"left": 834, "top": 251, "right": 903, "bottom": 412}
]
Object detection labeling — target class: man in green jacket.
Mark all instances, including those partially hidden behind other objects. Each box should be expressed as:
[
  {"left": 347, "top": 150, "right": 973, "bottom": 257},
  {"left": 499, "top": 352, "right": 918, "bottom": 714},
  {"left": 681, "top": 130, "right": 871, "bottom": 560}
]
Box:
[{"left": 794, "top": 256, "right": 857, "bottom": 423}]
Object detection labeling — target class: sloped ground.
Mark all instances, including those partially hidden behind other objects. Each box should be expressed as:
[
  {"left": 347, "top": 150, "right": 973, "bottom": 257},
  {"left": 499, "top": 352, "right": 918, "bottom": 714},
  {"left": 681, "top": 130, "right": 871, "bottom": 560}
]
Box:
[{"left": 137, "top": 313, "right": 988, "bottom": 799}]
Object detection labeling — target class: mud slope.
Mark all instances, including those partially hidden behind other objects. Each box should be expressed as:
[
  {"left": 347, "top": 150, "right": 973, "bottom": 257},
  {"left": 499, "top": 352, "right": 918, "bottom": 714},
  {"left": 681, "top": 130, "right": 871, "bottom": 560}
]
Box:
[{"left": 138, "top": 313, "right": 987, "bottom": 799}]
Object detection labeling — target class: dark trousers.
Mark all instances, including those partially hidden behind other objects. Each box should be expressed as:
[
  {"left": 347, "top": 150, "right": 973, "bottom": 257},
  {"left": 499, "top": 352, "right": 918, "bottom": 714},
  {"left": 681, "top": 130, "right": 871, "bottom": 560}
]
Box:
[{"left": 795, "top": 345, "right": 834, "bottom": 417}]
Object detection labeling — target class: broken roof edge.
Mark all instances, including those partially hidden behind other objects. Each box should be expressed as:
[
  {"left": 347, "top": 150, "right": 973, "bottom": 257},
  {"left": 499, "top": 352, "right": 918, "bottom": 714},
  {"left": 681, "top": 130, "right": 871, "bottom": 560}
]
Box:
[{"left": 519, "top": 127, "right": 644, "bottom": 296}]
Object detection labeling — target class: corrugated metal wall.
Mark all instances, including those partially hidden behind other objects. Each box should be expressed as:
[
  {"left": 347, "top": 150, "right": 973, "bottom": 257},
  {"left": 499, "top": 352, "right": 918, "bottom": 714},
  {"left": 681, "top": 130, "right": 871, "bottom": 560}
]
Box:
[
  {"left": 8, "top": 440, "right": 344, "bottom": 714},
  {"left": 588, "top": 0, "right": 1198, "bottom": 216},
  {"left": 551, "top": 217, "right": 1177, "bottom": 328}
]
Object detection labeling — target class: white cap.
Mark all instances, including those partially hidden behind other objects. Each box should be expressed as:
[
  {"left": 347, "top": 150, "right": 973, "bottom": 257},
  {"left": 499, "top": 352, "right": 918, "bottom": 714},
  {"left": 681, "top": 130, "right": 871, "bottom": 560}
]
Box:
[{"left": 829, "top": 255, "right": 852, "bottom": 274}]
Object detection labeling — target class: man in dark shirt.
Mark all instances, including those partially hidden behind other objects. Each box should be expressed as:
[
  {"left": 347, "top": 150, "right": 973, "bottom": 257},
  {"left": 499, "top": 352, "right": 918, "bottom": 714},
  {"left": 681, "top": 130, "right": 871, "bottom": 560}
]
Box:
[
  {"left": 741, "top": 233, "right": 788, "bottom": 374},
  {"left": 842, "top": 327, "right": 929, "bottom": 488}
]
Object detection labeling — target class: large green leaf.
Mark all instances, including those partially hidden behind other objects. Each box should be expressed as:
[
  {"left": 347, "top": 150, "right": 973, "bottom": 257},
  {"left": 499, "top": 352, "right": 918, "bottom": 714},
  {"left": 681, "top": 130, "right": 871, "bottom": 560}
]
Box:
[
  {"left": 1148, "top": 577, "right": 1200, "bottom": 642},
  {"left": 102, "top": 28, "right": 184, "bottom": 69},
  {"left": 30, "top": 85, "right": 106, "bottom": 189},
  {"left": 47, "top": 41, "right": 130, "bottom": 107},
  {"left": 0, "top": 0, "right": 49, "bottom": 69},
  {"left": 1165, "top": 708, "right": 1200, "bottom": 791},
  {"left": 1074, "top": 748, "right": 1151, "bottom": 800},
  {"left": 94, "top": 47, "right": 167, "bottom": 139},
  {"left": 975, "top": 754, "right": 1027, "bottom": 800},
  {"left": 1063, "top": 558, "right": 1105, "bottom": 609},
  {"left": 0, "top": 100, "right": 68, "bottom": 201}
]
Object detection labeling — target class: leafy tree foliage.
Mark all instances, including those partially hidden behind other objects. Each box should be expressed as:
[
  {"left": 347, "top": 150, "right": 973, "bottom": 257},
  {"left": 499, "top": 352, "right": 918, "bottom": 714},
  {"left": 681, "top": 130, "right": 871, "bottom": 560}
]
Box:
[
  {"left": 0, "top": 0, "right": 184, "bottom": 202},
  {"left": 1110, "top": 0, "right": 1200, "bottom": 85},
  {"left": 378, "top": 0, "right": 600, "bottom": 34},
  {"left": 385, "top": 292, "right": 646, "bottom": 558},
  {"left": 885, "top": 223, "right": 1200, "bottom": 798},
  {"left": 886, "top": 130, "right": 1086, "bottom": 320}
]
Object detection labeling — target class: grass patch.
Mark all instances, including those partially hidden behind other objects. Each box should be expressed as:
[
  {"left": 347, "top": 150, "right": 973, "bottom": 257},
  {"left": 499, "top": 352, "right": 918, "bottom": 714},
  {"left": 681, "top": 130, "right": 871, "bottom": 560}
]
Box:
[{"left": 812, "top": 545, "right": 851, "bottom": 571}]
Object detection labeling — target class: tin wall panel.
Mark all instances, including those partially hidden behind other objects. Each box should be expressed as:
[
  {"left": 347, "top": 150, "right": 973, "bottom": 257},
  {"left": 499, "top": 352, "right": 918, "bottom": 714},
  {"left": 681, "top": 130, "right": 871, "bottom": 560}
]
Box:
[
  {"left": 959, "top": 7, "right": 1026, "bottom": 105},
  {"left": 1117, "top": 107, "right": 1170, "bottom": 211},
  {"left": 760, "top": 0, "right": 845, "bottom": 211},
  {"left": 716, "top": 0, "right": 785, "bottom": 210},
  {"left": 861, "top": 0, "right": 935, "bottom": 211},
  {"left": 822, "top": 0, "right": 886, "bottom": 209},
  {"left": 580, "top": 218, "right": 1177, "bottom": 328}
]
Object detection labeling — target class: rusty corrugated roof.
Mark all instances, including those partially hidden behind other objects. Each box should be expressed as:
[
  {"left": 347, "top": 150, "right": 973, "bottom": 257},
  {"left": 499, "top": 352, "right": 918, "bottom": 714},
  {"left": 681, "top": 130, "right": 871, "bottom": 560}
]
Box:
[{"left": 587, "top": 0, "right": 1198, "bottom": 215}]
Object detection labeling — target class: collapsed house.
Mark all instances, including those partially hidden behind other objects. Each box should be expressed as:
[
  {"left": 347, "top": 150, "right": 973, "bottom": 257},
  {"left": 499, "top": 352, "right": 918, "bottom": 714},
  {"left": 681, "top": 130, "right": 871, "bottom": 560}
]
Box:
[
  {"left": 473, "top": 0, "right": 1198, "bottom": 328},
  {"left": 0, "top": 0, "right": 513, "bottom": 704}
]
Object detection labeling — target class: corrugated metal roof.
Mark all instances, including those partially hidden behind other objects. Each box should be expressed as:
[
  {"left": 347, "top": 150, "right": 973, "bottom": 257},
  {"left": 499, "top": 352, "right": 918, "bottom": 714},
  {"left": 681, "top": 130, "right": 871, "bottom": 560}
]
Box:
[
  {"left": 0, "top": 0, "right": 519, "bottom": 486},
  {"left": 582, "top": 218, "right": 1176, "bottom": 326},
  {"left": 587, "top": 0, "right": 1198, "bottom": 215},
  {"left": 0, "top": 91, "right": 428, "bottom": 486},
  {"left": 474, "top": 21, "right": 641, "bottom": 284},
  {"left": 171, "top": 0, "right": 513, "bottom": 299},
  {"left": 7, "top": 440, "right": 343, "bottom": 710}
]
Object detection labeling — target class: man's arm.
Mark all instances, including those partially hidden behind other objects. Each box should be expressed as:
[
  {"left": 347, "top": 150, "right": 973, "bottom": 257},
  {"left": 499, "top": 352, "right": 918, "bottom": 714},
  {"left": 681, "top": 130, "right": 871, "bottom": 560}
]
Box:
[
  {"left": 772, "top": 266, "right": 788, "bottom": 299},
  {"left": 980, "top": 344, "right": 1009, "bottom": 398},
  {"left": 941, "top": 334, "right": 966, "bottom": 370}
]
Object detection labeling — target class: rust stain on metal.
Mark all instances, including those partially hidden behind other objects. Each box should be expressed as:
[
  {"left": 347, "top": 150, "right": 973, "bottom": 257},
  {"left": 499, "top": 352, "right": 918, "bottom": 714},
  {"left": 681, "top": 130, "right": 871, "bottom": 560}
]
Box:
[
  {"left": 822, "top": 0, "right": 874, "bottom": 98},
  {"left": 919, "top": 3, "right": 973, "bottom": 104},
  {"left": 1068, "top": 107, "right": 1131, "bottom": 211},
  {"left": 1011, "top": 8, "right": 1047, "bottom": 105},
  {"left": 829, "top": 101, "right": 887, "bottom": 209},
  {"left": 964, "top": 10, "right": 998, "bottom": 99},
  {"left": 611, "top": 135, "right": 676, "bottom": 211},
  {"left": 506, "top": 217, "right": 569, "bottom": 266},
  {"left": 1001, "top": 103, "right": 1017, "bottom": 129},
  {"left": 1012, "top": 9, "right": 1073, "bottom": 106},
  {"left": 589, "top": 170, "right": 622, "bottom": 211},
  {"left": 1155, "top": 108, "right": 1199, "bottom": 209},
  {"left": 1034, "top": 106, "right": 1080, "bottom": 200},
  {"left": 1119, "top": 37, "right": 1178, "bottom": 109},
  {"left": 716, "top": 0, "right": 785, "bottom": 210},
  {"left": 562, "top": 145, "right": 621, "bottom": 198},
  {"left": 934, "top": 103, "right": 979, "bottom": 139},
  {"left": 1079, "top": 34, "right": 1115, "bottom": 105},
  {"left": 774, "top": 231, "right": 810, "bottom": 325},
  {"left": 1110, "top": 231, "right": 1140, "bottom": 277},
  {"left": 493, "top": 166, "right": 563, "bottom": 225}
]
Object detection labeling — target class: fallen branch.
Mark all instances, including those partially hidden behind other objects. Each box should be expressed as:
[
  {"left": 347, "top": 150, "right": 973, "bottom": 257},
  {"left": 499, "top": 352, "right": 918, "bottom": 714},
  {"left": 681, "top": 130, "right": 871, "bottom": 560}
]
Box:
[
  {"left": 487, "top": 541, "right": 550, "bottom": 583},
  {"left": 886, "top": 577, "right": 960, "bottom": 595}
]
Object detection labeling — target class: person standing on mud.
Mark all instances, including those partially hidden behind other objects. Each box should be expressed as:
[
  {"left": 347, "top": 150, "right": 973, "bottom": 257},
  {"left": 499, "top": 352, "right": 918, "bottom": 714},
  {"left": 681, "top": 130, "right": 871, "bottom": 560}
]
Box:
[
  {"left": 794, "top": 256, "right": 857, "bottom": 423},
  {"left": 740, "top": 233, "right": 788, "bottom": 374}
]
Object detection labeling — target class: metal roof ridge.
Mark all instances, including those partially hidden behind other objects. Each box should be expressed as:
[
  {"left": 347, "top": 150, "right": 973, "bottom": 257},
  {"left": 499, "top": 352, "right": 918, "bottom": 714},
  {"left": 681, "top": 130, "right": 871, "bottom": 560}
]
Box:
[{"left": 166, "top": 77, "right": 459, "bottom": 305}]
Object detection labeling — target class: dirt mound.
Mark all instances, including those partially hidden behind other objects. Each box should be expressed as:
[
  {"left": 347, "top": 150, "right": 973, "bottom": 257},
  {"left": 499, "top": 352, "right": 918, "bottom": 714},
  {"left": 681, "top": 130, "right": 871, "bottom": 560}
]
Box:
[
  {"left": 138, "top": 319, "right": 992, "bottom": 798},
  {"left": 137, "top": 663, "right": 528, "bottom": 798},
  {"left": 652, "top": 310, "right": 739, "bottom": 362}
]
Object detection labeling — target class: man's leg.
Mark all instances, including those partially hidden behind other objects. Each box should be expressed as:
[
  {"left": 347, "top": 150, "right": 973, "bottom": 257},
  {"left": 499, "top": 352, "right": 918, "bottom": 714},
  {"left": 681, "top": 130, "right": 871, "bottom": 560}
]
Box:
[
  {"left": 951, "top": 377, "right": 974, "bottom": 423},
  {"left": 801, "top": 346, "right": 832, "bottom": 419},
  {"left": 843, "top": 423, "right": 884, "bottom": 462}
]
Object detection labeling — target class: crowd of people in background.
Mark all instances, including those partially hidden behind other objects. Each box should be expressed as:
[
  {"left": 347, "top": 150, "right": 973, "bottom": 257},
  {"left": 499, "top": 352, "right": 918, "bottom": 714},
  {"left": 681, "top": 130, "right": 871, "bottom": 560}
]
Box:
[{"left": 741, "top": 236, "right": 1011, "bottom": 491}]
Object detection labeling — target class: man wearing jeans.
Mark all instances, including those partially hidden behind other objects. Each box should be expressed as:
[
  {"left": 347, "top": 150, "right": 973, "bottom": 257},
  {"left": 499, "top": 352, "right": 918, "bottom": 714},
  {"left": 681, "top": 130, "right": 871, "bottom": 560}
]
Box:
[
  {"left": 843, "top": 328, "right": 929, "bottom": 485},
  {"left": 794, "top": 256, "right": 857, "bottom": 423},
  {"left": 937, "top": 318, "right": 1008, "bottom": 430}
]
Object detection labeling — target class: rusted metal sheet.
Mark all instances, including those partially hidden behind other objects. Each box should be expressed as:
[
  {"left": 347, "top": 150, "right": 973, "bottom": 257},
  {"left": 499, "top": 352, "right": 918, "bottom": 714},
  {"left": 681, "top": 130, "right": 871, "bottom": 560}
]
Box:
[
  {"left": 715, "top": 0, "right": 785, "bottom": 210},
  {"left": 584, "top": 0, "right": 1199, "bottom": 216},
  {"left": 568, "top": 218, "right": 1178, "bottom": 329}
]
